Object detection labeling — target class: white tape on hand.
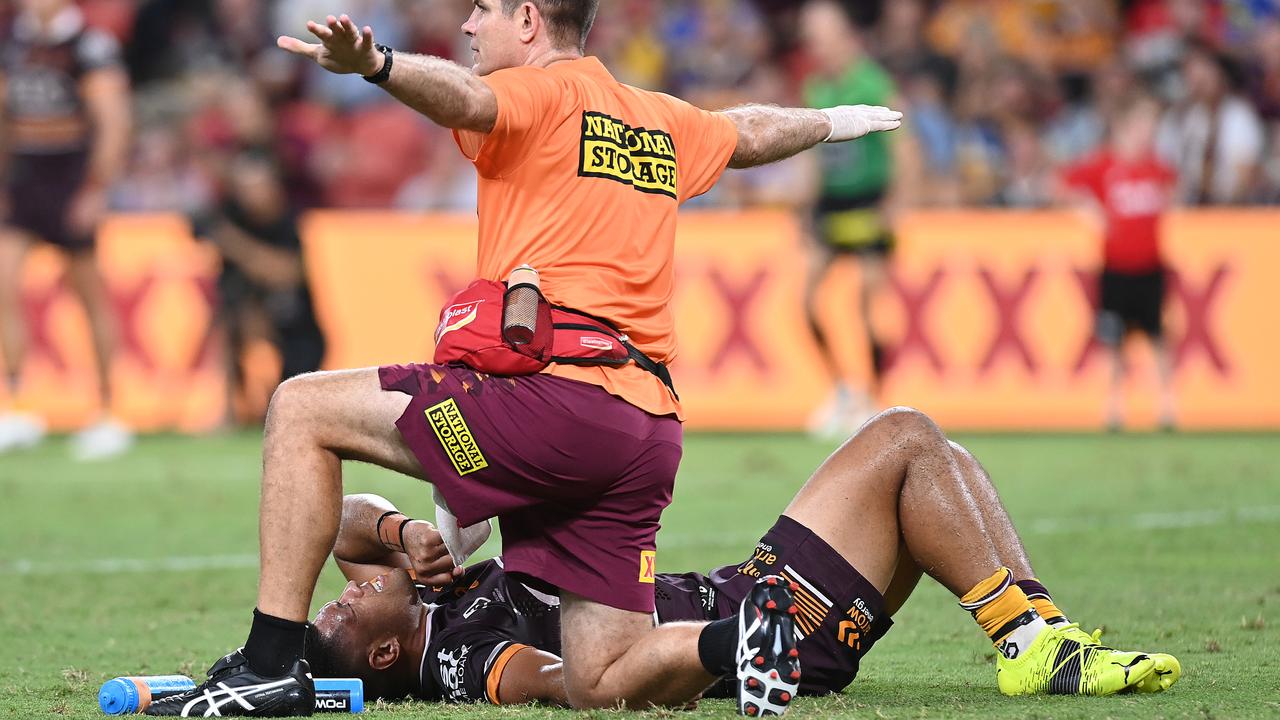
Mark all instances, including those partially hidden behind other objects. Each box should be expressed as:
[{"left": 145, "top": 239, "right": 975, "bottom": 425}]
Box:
[
  {"left": 434, "top": 502, "right": 491, "bottom": 566},
  {"left": 821, "top": 105, "right": 903, "bottom": 143}
]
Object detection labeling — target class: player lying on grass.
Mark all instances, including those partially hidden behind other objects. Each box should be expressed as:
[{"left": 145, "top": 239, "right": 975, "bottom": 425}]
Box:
[{"left": 306, "top": 407, "right": 1181, "bottom": 708}]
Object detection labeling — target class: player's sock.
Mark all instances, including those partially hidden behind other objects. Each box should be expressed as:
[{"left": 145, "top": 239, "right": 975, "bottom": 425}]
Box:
[
  {"left": 959, "top": 567, "right": 1046, "bottom": 659},
  {"left": 243, "top": 608, "right": 308, "bottom": 677},
  {"left": 1015, "top": 577, "right": 1069, "bottom": 625},
  {"left": 697, "top": 616, "right": 738, "bottom": 676}
]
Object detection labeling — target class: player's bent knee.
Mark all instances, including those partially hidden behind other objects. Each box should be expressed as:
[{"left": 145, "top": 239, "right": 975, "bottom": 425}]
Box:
[
  {"left": 861, "top": 406, "right": 941, "bottom": 443},
  {"left": 264, "top": 372, "right": 326, "bottom": 436}
]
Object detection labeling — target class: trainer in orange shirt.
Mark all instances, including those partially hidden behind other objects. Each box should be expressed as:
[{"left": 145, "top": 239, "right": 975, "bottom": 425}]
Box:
[{"left": 144, "top": 2, "right": 901, "bottom": 717}]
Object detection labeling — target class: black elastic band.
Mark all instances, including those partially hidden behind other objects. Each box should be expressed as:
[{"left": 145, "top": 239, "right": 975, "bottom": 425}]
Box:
[{"left": 397, "top": 517, "right": 412, "bottom": 554}]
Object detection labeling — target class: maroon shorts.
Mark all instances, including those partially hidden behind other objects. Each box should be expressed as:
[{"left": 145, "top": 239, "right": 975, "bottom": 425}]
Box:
[{"left": 380, "top": 363, "right": 682, "bottom": 614}]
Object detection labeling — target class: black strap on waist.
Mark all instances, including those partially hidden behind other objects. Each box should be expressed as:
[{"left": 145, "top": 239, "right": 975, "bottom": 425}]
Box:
[{"left": 550, "top": 306, "right": 678, "bottom": 400}]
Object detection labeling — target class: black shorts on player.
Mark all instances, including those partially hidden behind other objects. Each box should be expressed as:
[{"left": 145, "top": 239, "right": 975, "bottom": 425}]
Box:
[
  {"left": 669, "top": 516, "right": 893, "bottom": 698},
  {"left": 813, "top": 194, "right": 894, "bottom": 258},
  {"left": 1097, "top": 269, "right": 1165, "bottom": 344},
  {"left": 5, "top": 152, "right": 96, "bottom": 252}
]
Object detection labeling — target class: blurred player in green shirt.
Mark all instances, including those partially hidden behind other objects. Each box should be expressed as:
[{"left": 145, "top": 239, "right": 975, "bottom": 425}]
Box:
[{"left": 800, "top": 0, "right": 899, "bottom": 436}]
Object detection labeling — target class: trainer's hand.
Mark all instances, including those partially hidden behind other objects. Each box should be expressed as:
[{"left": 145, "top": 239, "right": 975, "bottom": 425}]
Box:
[
  {"left": 277, "top": 14, "right": 382, "bottom": 77},
  {"left": 401, "top": 519, "right": 463, "bottom": 586},
  {"left": 821, "top": 105, "right": 903, "bottom": 143}
]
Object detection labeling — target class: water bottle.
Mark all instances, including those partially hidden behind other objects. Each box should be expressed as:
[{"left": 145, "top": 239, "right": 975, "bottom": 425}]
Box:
[
  {"left": 315, "top": 677, "right": 364, "bottom": 713},
  {"left": 503, "top": 264, "right": 542, "bottom": 345},
  {"left": 98, "top": 674, "right": 362, "bottom": 714},
  {"left": 98, "top": 675, "right": 195, "bottom": 715}
]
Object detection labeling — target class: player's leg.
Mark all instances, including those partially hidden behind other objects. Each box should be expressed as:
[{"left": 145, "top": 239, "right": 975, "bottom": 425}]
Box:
[
  {"left": 63, "top": 248, "right": 117, "bottom": 410},
  {"left": 945, "top": 437, "right": 1181, "bottom": 691},
  {"left": 803, "top": 240, "right": 840, "bottom": 384},
  {"left": 784, "top": 407, "right": 1165, "bottom": 696},
  {"left": 257, "top": 368, "right": 423, "bottom": 623},
  {"left": 559, "top": 594, "right": 715, "bottom": 708},
  {"left": 882, "top": 438, "right": 1033, "bottom": 618},
  {"left": 0, "top": 227, "right": 31, "bottom": 396},
  {"left": 1097, "top": 272, "right": 1127, "bottom": 431},
  {"left": 855, "top": 250, "right": 888, "bottom": 403},
  {"left": 146, "top": 368, "right": 425, "bottom": 716},
  {"left": 64, "top": 245, "right": 137, "bottom": 459},
  {"left": 1145, "top": 271, "right": 1176, "bottom": 429},
  {"left": 0, "top": 226, "right": 47, "bottom": 452},
  {"left": 785, "top": 407, "right": 999, "bottom": 596}
]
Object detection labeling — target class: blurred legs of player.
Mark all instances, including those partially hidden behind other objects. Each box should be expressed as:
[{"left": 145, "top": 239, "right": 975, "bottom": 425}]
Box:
[
  {"left": 784, "top": 407, "right": 1179, "bottom": 696},
  {"left": 0, "top": 228, "right": 47, "bottom": 452},
  {"left": 1098, "top": 271, "right": 1176, "bottom": 432},
  {"left": 63, "top": 246, "right": 133, "bottom": 460},
  {"left": 0, "top": 224, "right": 131, "bottom": 459},
  {"left": 803, "top": 234, "right": 890, "bottom": 440}
]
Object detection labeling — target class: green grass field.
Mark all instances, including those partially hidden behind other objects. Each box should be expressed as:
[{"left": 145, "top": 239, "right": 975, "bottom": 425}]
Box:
[{"left": 2, "top": 432, "right": 1278, "bottom": 719}]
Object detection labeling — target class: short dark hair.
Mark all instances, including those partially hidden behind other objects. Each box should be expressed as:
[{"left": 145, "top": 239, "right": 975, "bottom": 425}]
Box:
[
  {"left": 502, "top": 0, "right": 599, "bottom": 52},
  {"left": 304, "top": 626, "right": 398, "bottom": 701}
]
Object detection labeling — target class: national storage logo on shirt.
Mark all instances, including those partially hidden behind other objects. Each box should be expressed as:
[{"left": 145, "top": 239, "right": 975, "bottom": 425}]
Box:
[{"left": 578, "top": 111, "right": 678, "bottom": 199}]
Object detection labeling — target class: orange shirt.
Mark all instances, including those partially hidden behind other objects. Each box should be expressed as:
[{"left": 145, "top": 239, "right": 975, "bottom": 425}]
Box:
[{"left": 453, "top": 57, "right": 739, "bottom": 420}]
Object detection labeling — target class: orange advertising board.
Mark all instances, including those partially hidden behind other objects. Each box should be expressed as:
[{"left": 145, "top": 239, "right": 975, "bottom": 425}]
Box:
[{"left": 6, "top": 210, "right": 1278, "bottom": 431}]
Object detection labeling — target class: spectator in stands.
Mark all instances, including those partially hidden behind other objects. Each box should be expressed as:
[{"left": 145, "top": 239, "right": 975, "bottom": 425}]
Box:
[
  {"left": 1061, "top": 95, "right": 1178, "bottom": 431},
  {"left": 0, "top": 0, "right": 134, "bottom": 459},
  {"left": 196, "top": 150, "right": 325, "bottom": 425},
  {"left": 1158, "top": 41, "right": 1266, "bottom": 204}
]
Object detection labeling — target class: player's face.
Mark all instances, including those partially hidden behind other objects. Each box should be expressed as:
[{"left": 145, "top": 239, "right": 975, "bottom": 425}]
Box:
[
  {"left": 311, "top": 571, "right": 421, "bottom": 655},
  {"left": 461, "top": 0, "right": 524, "bottom": 76},
  {"left": 799, "top": 0, "right": 859, "bottom": 75}
]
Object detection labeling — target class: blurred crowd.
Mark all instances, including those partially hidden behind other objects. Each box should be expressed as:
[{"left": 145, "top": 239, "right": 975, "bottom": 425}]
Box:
[{"left": 3, "top": 0, "right": 1280, "bottom": 215}]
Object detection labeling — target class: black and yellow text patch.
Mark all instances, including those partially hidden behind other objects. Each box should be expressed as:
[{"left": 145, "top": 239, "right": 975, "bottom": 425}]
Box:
[
  {"left": 579, "top": 111, "right": 678, "bottom": 199},
  {"left": 426, "top": 398, "right": 489, "bottom": 476}
]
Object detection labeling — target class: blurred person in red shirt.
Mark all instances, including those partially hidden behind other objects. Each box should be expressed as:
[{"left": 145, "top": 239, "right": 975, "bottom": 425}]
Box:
[{"left": 1061, "top": 94, "right": 1177, "bottom": 431}]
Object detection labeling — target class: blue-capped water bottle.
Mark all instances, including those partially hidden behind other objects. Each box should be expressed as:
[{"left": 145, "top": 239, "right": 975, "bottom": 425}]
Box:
[
  {"left": 314, "top": 678, "right": 363, "bottom": 713},
  {"left": 98, "top": 675, "right": 195, "bottom": 715}
]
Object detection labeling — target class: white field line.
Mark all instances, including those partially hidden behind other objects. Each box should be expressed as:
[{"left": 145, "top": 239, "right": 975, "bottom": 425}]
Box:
[
  {"left": 0, "top": 553, "right": 258, "bottom": 576},
  {"left": 3, "top": 505, "right": 1279, "bottom": 576}
]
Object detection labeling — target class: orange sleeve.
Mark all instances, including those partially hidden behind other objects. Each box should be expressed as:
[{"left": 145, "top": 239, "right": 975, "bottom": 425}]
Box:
[
  {"left": 484, "top": 643, "right": 532, "bottom": 705},
  {"left": 453, "top": 66, "right": 566, "bottom": 179},
  {"left": 654, "top": 92, "right": 740, "bottom": 204}
]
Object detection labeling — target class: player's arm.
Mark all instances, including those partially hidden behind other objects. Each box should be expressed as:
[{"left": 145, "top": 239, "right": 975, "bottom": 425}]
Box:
[
  {"left": 722, "top": 104, "right": 902, "bottom": 169},
  {"left": 494, "top": 647, "right": 568, "bottom": 706},
  {"left": 78, "top": 65, "right": 131, "bottom": 196},
  {"left": 204, "top": 220, "right": 305, "bottom": 290},
  {"left": 277, "top": 15, "right": 496, "bottom": 133},
  {"left": 0, "top": 72, "right": 9, "bottom": 218},
  {"left": 333, "top": 493, "right": 462, "bottom": 585}
]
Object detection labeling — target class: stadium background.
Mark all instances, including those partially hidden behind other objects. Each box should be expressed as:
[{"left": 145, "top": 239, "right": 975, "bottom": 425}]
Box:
[
  {"left": 2, "top": 1, "right": 1279, "bottom": 719},
  {"left": 5, "top": 0, "right": 1280, "bottom": 431}
]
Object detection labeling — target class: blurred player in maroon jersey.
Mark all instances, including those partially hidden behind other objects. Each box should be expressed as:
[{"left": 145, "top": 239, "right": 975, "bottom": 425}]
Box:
[
  {"left": 0, "top": 0, "right": 133, "bottom": 458},
  {"left": 1062, "top": 95, "right": 1178, "bottom": 431}
]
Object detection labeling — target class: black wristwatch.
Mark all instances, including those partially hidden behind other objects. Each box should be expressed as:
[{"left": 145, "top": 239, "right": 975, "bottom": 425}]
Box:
[{"left": 362, "top": 43, "right": 393, "bottom": 84}]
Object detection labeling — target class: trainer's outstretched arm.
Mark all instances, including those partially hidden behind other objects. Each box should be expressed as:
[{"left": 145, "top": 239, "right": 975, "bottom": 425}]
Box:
[
  {"left": 278, "top": 15, "right": 497, "bottom": 133},
  {"left": 723, "top": 104, "right": 902, "bottom": 169}
]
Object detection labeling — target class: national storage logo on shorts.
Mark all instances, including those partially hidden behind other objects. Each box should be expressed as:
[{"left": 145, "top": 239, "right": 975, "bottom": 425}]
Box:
[
  {"left": 579, "top": 111, "right": 678, "bottom": 199},
  {"left": 425, "top": 398, "right": 489, "bottom": 476}
]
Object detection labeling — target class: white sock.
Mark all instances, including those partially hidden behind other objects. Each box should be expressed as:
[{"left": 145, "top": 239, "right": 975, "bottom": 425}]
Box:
[{"left": 998, "top": 614, "right": 1049, "bottom": 660}]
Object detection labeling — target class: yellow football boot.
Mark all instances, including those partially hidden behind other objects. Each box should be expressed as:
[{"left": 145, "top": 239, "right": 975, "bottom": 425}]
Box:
[
  {"left": 1059, "top": 625, "right": 1181, "bottom": 693},
  {"left": 996, "top": 623, "right": 1156, "bottom": 696}
]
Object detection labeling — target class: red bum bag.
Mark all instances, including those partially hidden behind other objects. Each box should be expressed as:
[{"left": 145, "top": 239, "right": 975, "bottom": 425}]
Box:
[{"left": 432, "top": 279, "right": 677, "bottom": 396}]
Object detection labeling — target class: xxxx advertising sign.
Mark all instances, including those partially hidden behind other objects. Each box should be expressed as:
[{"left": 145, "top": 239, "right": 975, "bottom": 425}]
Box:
[{"left": 4, "top": 210, "right": 1276, "bottom": 431}]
